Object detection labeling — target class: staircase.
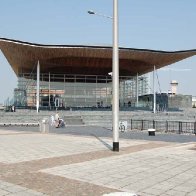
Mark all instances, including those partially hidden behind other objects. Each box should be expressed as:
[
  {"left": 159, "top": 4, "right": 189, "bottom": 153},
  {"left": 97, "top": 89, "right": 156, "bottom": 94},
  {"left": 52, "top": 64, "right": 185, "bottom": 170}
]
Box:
[{"left": 0, "top": 109, "right": 196, "bottom": 128}]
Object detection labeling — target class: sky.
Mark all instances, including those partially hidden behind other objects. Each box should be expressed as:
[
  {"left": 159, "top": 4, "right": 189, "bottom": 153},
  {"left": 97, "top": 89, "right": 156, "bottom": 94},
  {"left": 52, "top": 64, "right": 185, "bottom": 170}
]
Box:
[{"left": 0, "top": 0, "right": 196, "bottom": 104}]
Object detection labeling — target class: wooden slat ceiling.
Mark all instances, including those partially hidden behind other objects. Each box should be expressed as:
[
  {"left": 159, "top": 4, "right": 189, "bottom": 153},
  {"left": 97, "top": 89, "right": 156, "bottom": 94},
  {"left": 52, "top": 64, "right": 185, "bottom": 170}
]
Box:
[{"left": 0, "top": 38, "right": 195, "bottom": 77}]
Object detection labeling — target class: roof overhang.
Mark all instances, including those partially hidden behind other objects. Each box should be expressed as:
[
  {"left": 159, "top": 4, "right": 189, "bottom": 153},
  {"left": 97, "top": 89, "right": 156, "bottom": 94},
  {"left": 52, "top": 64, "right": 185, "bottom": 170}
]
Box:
[{"left": 0, "top": 38, "right": 195, "bottom": 77}]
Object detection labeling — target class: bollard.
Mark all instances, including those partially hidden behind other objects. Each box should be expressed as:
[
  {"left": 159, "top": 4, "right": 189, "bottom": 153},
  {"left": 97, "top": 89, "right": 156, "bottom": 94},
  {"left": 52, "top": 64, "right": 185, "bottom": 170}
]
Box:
[
  {"left": 153, "top": 120, "right": 155, "bottom": 129},
  {"left": 40, "top": 118, "right": 49, "bottom": 133}
]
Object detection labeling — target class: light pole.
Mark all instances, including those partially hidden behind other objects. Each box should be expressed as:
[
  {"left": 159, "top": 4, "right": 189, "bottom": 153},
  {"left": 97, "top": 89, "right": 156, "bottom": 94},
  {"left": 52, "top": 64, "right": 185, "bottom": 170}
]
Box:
[
  {"left": 112, "top": 0, "right": 119, "bottom": 152},
  {"left": 88, "top": 0, "right": 119, "bottom": 151}
]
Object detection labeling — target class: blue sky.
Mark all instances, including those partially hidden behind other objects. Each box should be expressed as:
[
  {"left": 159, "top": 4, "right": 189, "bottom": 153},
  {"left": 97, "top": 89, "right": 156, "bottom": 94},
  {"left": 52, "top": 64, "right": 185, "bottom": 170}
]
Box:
[{"left": 0, "top": 0, "right": 196, "bottom": 103}]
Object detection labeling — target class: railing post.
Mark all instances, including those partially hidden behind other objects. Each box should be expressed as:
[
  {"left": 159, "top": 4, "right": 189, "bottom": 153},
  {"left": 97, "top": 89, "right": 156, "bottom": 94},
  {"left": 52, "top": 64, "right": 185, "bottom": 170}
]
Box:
[
  {"left": 166, "top": 120, "right": 168, "bottom": 133},
  {"left": 141, "top": 120, "right": 144, "bottom": 131},
  {"left": 178, "top": 121, "right": 180, "bottom": 134},
  {"left": 194, "top": 121, "right": 196, "bottom": 135},
  {"left": 153, "top": 120, "right": 155, "bottom": 129},
  {"left": 131, "top": 119, "right": 132, "bottom": 130},
  {"left": 179, "top": 121, "right": 182, "bottom": 134}
]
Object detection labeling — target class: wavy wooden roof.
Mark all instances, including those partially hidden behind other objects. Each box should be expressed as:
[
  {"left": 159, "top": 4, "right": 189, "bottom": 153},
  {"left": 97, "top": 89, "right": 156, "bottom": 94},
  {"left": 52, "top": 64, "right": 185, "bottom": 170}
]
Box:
[{"left": 0, "top": 38, "right": 195, "bottom": 77}]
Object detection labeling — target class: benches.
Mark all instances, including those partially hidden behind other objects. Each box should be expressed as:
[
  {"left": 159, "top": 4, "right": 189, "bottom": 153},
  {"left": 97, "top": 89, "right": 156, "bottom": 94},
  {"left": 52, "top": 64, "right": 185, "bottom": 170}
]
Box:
[
  {"left": 148, "top": 128, "right": 156, "bottom": 136},
  {"left": 0, "top": 122, "right": 39, "bottom": 127}
]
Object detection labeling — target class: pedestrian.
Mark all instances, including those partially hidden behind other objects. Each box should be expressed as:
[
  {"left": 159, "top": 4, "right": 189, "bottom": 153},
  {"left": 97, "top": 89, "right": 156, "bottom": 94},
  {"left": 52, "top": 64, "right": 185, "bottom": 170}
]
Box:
[
  {"left": 55, "top": 111, "right": 60, "bottom": 128},
  {"left": 12, "top": 105, "right": 15, "bottom": 112},
  {"left": 50, "top": 115, "right": 55, "bottom": 126}
]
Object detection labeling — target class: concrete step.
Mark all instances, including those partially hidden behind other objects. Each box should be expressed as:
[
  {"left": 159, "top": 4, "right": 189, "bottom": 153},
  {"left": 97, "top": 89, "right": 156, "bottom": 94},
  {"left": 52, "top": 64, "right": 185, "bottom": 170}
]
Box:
[
  {"left": 62, "top": 116, "right": 84, "bottom": 125},
  {"left": 64, "top": 119, "right": 84, "bottom": 125}
]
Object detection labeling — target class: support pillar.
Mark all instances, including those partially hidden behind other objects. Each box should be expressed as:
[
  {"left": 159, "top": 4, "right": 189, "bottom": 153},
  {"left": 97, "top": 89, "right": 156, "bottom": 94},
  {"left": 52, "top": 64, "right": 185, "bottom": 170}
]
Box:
[
  {"left": 48, "top": 72, "right": 51, "bottom": 109},
  {"left": 36, "top": 61, "right": 40, "bottom": 113},
  {"left": 136, "top": 73, "right": 139, "bottom": 107},
  {"left": 153, "top": 65, "right": 156, "bottom": 113},
  {"left": 96, "top": 75, "right": 98, "bottom": 105}
]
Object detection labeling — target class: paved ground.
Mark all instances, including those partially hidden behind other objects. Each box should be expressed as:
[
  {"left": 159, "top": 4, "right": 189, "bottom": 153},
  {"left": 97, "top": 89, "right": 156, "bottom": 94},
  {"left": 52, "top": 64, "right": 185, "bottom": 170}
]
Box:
[
  {"left": 0, "top": 127, "right": 196, "bottom": 196},
  {"left": 1, "top": 126, "right": 196, "bottom": 143}
]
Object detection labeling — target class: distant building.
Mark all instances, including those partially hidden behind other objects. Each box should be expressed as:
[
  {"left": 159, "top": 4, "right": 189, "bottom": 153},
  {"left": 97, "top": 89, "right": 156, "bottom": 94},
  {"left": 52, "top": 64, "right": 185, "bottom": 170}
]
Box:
[
  {"left": 170, "top": 80, "right": 178, "bottom": 95},
  {"left": 139, "top": 93, "right": 192, "bottom": 111},
  {"left": 192, "top": 96, "right": 196, "bottom": 108}
]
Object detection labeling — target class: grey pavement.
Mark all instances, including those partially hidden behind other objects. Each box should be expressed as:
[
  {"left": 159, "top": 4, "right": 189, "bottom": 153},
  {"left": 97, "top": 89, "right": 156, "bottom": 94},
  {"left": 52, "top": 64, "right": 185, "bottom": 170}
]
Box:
[
  {"left": 0, "top": 180, "right": 46, "bottom": 196},
  {"left": 0, "top": 127, "right": 196, "bottom": 195},
  {"left": 42, "top": 142, "right": 196, "bottom": 196},
  {"left": 1, "top": 125, "right": 196, "bottom": 143},
  {"left": 0, "top": 129, "right": 138, "bottom": 163}
]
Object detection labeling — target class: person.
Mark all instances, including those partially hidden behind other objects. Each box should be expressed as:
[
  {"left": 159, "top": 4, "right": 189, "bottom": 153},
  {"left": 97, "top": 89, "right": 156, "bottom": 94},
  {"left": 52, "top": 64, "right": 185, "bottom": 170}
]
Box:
[
  {"left": 12, "top": 105, "right": 15, "bottom": 112},
  {"left": 59, "top": 118, "right": 65, "bottom": 128},
  {"left": 50, "top": 115, "right": 55, "bottom": 126},
  {"left": 55, "top": 112, "right": 60, "bottom": 128}
]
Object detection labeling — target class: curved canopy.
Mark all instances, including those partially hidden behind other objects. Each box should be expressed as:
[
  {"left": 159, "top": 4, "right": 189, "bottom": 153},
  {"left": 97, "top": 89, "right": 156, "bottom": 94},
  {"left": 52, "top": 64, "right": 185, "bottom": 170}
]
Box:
[{"left": 0, "top": 38, "right": 196, "bottom": 77}]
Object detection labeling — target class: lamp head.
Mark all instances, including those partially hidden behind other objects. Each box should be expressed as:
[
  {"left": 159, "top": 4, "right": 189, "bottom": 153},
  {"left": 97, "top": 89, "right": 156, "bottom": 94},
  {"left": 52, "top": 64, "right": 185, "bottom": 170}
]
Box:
[{"left": 87, "top": 10, "right": 95, "bottom": 15}]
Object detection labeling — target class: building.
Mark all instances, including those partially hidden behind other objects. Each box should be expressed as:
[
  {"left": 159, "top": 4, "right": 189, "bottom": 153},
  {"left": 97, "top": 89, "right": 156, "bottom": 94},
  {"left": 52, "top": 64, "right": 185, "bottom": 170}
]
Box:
[
  {"left": 0, "top": 38, "right": 196, "bottom": 109},
  {"left": 192, "top": 96, "right": 196, "bottom": 108}
]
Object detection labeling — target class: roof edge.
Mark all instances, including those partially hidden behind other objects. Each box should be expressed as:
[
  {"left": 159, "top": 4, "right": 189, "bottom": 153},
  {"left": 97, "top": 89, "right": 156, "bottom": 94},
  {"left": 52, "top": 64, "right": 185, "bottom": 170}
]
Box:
[{"left": 0, "top": 37, "right": 196, "bottom": 54}]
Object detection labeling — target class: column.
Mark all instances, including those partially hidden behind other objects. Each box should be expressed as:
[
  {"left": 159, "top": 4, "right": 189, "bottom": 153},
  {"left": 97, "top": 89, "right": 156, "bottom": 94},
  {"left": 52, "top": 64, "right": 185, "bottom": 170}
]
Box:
[
  {"left": 48, "top": 72, "right": 51, "bottom": 109},
  {"left": 136, "top": 73, "right": 139, "bottom": 107},
  {"left": 36, "top": 61, "right": 40, "bottom": 113},
  {"left": 153, "top": 65, "right": 156, "bottom": 113}
]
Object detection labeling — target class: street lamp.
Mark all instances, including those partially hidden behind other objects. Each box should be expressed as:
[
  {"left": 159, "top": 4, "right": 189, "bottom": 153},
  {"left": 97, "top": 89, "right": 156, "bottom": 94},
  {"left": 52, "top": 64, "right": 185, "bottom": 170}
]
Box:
[
  {"left": 87, "top": 10, "right": 113, "bottom": 19},
  {"left": 87, "top": 10, "right": 95, "bottom": 15},
  {"left": 88, "top": 0, "right": 119, "bottom": 152}
]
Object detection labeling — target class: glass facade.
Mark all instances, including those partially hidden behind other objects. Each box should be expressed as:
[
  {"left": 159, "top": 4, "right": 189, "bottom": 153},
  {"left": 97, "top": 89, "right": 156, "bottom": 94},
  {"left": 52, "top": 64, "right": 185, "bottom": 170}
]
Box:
[{"left": 14, "top": 73, "right": 149, "bottom": 108}]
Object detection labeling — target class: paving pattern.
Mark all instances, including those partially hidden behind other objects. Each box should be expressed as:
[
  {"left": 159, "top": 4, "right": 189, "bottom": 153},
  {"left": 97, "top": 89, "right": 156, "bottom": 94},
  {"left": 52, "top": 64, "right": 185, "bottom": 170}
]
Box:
[
  {"left": 0, "top": 180, "right": 45, "bottom": 196},
  {"left": 0, "top": 128, "right": 196, "bottom": 195},
  {"left": 0, "top": 130, "right": 143, "bottom": 164},
  {"left": 42, "top": 143, "right": 196, "bottom": 195}
]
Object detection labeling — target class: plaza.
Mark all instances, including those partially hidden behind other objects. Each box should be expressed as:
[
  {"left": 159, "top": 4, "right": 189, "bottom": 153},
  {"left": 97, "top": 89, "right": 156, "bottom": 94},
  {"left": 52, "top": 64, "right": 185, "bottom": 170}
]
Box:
[
  {"left": 0, "top": 1, "right": 196, "bottom": 195},
  {"left": 0, "top": 126, "right": 196, "bottom": 196}
]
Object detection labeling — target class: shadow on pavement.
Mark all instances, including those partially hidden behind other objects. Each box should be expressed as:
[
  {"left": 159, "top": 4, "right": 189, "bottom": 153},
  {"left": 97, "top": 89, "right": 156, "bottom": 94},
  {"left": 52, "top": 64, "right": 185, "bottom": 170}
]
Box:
[{"left": 91, "top": 134, "right": 112, "bottom": 150}]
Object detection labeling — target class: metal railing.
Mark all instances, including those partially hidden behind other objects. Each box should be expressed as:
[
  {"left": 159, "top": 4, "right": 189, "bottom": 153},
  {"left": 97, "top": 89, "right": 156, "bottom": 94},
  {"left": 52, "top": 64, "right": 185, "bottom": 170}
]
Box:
[{"left": 130, "top": 119, "right": 196, "bottom": 135}]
